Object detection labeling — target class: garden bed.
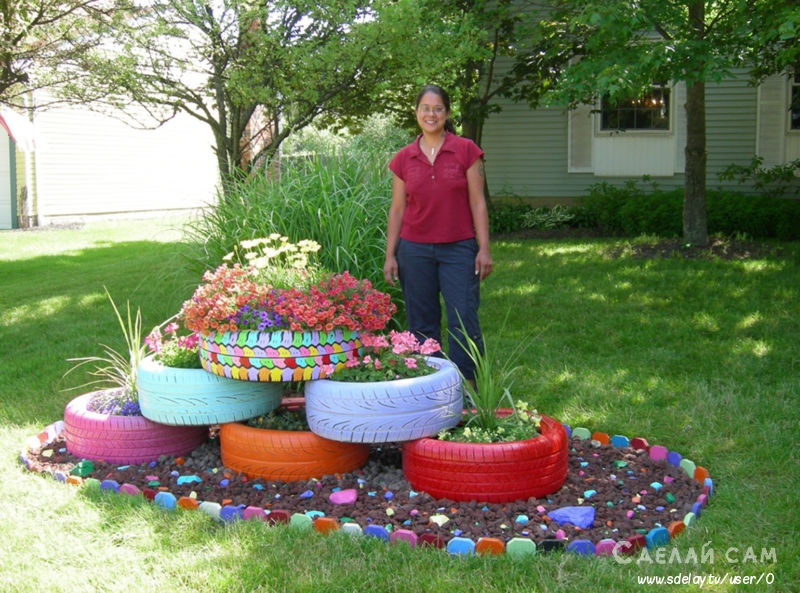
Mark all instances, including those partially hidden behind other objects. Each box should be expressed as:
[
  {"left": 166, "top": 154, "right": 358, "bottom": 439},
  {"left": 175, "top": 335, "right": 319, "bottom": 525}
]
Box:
[{"left": 21, "top": 423, "right": 708, "bottom": 554}]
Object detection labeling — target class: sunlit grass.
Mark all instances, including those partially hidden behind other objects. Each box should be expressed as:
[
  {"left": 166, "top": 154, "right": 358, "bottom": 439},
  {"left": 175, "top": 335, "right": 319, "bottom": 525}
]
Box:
[{"left": 0, "top": 224, "right": 798, "bottom": 592}]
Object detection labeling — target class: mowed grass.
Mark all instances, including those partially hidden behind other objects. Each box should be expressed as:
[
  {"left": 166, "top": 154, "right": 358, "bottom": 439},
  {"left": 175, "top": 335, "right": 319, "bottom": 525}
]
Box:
[{"left": 0, "top": 220, "right": 798, "bottom": 592}]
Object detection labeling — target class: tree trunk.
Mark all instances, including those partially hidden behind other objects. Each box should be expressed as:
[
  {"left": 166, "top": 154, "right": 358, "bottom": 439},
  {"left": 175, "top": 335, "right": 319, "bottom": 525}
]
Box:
[{"left": 683, "top": 2, "right": 709, "bottom": 246}]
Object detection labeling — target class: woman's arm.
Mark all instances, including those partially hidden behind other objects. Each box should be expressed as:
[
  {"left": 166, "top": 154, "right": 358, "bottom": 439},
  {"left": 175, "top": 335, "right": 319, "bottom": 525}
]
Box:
[
  {"left": 466, "top": 159, "right": 493, "bottom": 280},
  {"left": 383, "top": 173, "right": 407, "bottom": 286}
]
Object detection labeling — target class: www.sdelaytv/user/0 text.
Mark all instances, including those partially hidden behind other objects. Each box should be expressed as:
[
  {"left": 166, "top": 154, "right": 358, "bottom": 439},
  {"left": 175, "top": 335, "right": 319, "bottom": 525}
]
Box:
[{"left": 635, "top": 572, "right": 775, "bottom": 587}]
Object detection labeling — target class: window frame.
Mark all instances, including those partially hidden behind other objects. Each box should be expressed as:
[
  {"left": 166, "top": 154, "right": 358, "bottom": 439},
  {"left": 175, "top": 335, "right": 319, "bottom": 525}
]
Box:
[
  {"left": 597, "top": 83, "right": 673, "bottom": 135},
  {"left": 789, "top": 72, "right": 800, "bottom": 133}
]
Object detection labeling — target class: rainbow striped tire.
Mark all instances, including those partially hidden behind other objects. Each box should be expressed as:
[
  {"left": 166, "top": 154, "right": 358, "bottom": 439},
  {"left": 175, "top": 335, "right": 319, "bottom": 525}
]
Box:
[
  {"left": 401, "top": 414, "right": 568, "bottom": 503},
  {"left": 137, "top": 356, "right": 283, "bottom": 425},
  {"left": 304, "top": 357, "right": 463, "bottom": 443},
  {"left": 63, "top": 392, "right": 208, "bottom": 465},
  {"left": 219, "top": 421, "right": 370, "bottom": 482},
  {"left": 198, "top": 329, "right": 361, "bottom": 382}
]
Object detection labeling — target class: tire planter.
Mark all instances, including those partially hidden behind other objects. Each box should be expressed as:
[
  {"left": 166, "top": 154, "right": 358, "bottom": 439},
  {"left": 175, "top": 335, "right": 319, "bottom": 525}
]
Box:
[
  {"left": 198, "top": 329, "right": 361, "bottom": 382},
  {"left": 137, "top": 356, "right": 283, "bottom": 425},
  {"left": 219, "top": 418, "right": 370, "bottom": 482},
  {"left": 401, "top": 414, "right": 568, "bottom": 503},
  {"left": 63, "top": 391, "right": 209, "bottom": 465},
  {"left": 304, "top": 357, "right": 463, "bottom": 443}
]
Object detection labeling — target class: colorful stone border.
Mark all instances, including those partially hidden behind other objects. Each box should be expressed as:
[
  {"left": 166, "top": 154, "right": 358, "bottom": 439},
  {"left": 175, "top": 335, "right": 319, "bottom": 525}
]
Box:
[{"left": 19, "top": 422, "right": 713, "bottom": 559}]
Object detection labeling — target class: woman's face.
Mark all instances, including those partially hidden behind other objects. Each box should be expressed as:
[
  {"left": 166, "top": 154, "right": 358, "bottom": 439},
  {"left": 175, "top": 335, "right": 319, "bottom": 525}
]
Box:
[{"left": 415, "top": 91, "right": 448, "bottom": 135}]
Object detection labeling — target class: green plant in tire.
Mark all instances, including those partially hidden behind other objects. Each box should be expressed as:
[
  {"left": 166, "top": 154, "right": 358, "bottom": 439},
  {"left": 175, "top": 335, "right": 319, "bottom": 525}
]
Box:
[
  {"left": 439, "top": 320, "right": 540, "bottom": 444},
  {"left": 64, "top": 288, "right": 147, "bottom": 416}
]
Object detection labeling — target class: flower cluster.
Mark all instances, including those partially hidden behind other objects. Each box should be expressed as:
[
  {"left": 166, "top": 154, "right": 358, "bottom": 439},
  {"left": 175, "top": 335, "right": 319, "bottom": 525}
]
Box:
[
  {"left": 328, "top": 331, "right": 441, "bottom": 382},
  {"left": 145, "top": 321, "right": 201, "bottom": 369},
  {"left": 88, "top": 388, "right": 141, "bottom": 416},
  {"left": 181, "top": 265, "right": 395, "bottom": 335},
  {"left": 223, "top": 234, "right": 322, "bottom": 291}
]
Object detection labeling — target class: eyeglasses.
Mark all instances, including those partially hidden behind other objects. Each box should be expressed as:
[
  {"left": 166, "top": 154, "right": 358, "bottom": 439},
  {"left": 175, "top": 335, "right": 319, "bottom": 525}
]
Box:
[{"left": 417, "top": 105, "right": 446, "bottom": 115}]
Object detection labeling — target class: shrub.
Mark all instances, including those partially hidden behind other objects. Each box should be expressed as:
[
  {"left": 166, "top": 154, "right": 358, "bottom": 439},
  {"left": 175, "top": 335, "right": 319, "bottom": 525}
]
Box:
[{"left": 488, "top": 200, "right": 533, "bottom": 234}]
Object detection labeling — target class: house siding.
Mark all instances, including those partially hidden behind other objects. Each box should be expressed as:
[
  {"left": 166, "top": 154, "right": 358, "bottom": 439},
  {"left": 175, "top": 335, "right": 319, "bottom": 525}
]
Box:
[
  {"left": 482, "top": 70, "right": 769, "bottom": 200},
  {"left": 31, "top": 102, "right": 219, "bottom": 224},
  {"left": 1, "top": 136, "right": 12, "bottom": 229}
]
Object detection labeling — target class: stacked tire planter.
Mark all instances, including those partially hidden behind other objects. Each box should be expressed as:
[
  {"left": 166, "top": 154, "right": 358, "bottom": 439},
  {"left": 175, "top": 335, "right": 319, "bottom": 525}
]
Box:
[
  {"left": 198, "top": 328, "right": 362, "bottom": 382},
  {"left": 63, "top": 391, "right": 208, "bottom": 465},
  {"left": 304, "top": 357, "right": 463, "bottom": 443},
  {"left": 137, "top": 355, "right": 283, "bottom": 425}
]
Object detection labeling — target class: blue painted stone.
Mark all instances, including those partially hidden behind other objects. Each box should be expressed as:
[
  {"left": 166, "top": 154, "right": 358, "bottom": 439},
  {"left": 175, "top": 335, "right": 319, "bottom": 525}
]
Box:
[
  {"left": 299, "top": 490, "right": 314, "bottom": 499},
  {"left": 364, "top": 525, "right": 390, "bottom": 541},
  {"left": 154, "top": 491, "right": 177, "bottom": 511},
  {"left": 220, "top": 504, "right": 245, "bottom": 522},
  {"left": 567, "top": 540, "right": 596, "bottom": 556},
  {"left": 305, "top": 510, "right": 324, "bottom": 519},
  {"left": 645, "top": 527, "right": 670, "bottom": 549},
  {"left": 703, "top": 477, "right": 714, "bottom": 496},
  {"left": 100, "top": 479, "right": 120, "bottom": 492},
  {"left": 547, "top": 506, "right": 596, "bottom": 529},
  {"left": 176, "top": 475, "right": 202, "bottom": 485},
  {"left": 667, "top": 450, "right": 683, "bottom": 466},
  {"left": 514, "top": 515, "right": 530, "bottom": 524},
  {"left": 691, "top": 501, "right": 703, "bottom": 518},
  {"left": 583, "top": 489, "right": 597, "bottom": 499},
  {"left": 446, "top": 537, "right": 476, "bottom": 556},
  {"left": 610, "top": 435, "right": 630, "bottom": 448}
]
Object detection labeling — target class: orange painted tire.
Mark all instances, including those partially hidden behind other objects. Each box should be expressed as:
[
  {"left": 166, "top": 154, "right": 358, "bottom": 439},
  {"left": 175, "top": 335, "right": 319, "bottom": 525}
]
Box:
[
  {"left": 219, "top": 421, "right": 370, "bottom": 482},
  {"left": 402, "top": 414, "right": 568, "bottom": 503}
]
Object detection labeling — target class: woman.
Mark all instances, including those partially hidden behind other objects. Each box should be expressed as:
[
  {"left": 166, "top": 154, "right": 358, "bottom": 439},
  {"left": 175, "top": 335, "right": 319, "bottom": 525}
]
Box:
[{"left": 383, "top": 85, "right": 492, "bottom": 381}]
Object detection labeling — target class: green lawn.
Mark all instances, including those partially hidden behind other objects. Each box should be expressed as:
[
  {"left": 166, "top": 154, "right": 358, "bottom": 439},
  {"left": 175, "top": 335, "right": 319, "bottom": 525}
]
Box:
[{"left": 1, "top": 220, "right": 797, "bottom": 592}]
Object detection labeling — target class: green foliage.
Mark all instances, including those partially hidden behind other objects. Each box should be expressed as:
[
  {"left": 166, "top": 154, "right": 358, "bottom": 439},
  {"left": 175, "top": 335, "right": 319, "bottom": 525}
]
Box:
[
  {"left": 521, "top": 205, "right": 576, "bottom": 230},
  {"left": 64, "top": 288, "right": 147, "bottom": 415},
  {"left": 581, "top": 180, "right": 800, "bottom": 240},
  {"left": 487, "top": 200, "right": 533, "bottom": 234},
  {"left": 719, "top": 156, "right": 800, "bottom": 199}
]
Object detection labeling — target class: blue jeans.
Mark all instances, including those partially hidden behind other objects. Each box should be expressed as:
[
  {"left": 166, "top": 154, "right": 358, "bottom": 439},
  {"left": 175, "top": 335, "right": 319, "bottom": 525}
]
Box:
[{"left": 396, "top": 238, "right": 483, "bottom": 380}]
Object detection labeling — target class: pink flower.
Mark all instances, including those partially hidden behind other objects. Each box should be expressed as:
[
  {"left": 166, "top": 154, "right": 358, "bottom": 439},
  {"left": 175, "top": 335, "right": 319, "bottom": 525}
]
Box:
[
  {"left": 403, "top": 357, "right": 418, "bottom": 369},
  {"left": 419, "top": 338, "right": 441, "bottom": 356}
]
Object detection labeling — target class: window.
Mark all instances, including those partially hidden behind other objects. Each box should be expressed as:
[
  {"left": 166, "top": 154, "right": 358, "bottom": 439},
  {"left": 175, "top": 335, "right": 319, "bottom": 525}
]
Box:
[
  {"left": 790, "top": 72, "right": 800, "bottom": 131},
  {"left": 600, "top": 84, "right": 670, "bottom": 131}
]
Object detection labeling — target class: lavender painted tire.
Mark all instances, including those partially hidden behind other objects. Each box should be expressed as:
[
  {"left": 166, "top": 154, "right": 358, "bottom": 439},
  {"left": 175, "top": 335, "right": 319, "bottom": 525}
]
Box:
[
  {"left": 63, "top": 392, "right": 208, "bottom": 464},
  {"left": 304, "top": 357, "right": 463, "bottom": 443}
]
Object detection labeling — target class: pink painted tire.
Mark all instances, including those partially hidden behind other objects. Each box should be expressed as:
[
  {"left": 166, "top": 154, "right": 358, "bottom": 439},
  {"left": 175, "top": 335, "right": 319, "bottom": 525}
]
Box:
[
  {"left": 63, "top": 392, "right": 208, "bottom": 464},
  {"left": 401, "top": 414, "right": 568, "bottom": 503}
]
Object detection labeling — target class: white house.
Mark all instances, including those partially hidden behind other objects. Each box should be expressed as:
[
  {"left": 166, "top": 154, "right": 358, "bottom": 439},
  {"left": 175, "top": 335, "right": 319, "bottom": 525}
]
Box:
[{"left": 1, "top": 100, "right": 219, "bottom": 230}]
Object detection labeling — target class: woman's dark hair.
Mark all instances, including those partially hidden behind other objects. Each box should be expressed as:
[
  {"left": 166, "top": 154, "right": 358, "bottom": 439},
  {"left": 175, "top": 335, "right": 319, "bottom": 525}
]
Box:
[{"left": 415, "top": 84, "right": 457, "bottom": 134}]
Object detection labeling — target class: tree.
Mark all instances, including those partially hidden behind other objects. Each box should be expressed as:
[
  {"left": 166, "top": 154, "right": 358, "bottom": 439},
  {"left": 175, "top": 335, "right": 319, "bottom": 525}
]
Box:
[
  {"left": 0, "top": 0, "right": 128, "bottom": 108},
  {"left": 510, "top": 0, "right": 800, "bottom": 245},
  {"left": 61, "top": 0, "right": 447, "bottom": 184}
]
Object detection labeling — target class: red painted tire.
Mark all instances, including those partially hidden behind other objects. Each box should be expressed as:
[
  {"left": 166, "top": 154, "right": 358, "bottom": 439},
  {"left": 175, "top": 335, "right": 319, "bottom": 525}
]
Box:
[
  {"left": 63, "top": 392, "right": 209, "bottom": 464},
  {"left": 219, "top": 421, "right": 370, "bottom": 482},
  {"left": 401, "top": 414, "right": 568, "bottom": 503}
]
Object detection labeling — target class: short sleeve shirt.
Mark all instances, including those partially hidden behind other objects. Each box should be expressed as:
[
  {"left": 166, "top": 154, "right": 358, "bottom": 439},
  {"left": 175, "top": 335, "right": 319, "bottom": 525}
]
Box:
[{"left": 388, "top": 132, "right": 484, "bottom": 244}]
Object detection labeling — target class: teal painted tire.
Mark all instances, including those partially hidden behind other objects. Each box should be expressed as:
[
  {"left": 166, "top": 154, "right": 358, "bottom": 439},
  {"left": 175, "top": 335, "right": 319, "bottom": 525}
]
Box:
[{"left": 138, "top": 356, "right": 282, "bottom": 425}]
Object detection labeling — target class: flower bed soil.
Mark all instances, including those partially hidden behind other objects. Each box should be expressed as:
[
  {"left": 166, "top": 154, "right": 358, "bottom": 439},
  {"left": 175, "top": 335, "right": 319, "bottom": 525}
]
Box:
[{"left": 21, "top": 426, "right": 706, "bottom": 549}]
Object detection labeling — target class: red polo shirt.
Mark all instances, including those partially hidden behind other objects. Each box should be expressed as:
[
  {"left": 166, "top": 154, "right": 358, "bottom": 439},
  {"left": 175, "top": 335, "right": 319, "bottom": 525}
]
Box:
[{"left": 388, "top": 132, "right": 484, "bottom": 244}]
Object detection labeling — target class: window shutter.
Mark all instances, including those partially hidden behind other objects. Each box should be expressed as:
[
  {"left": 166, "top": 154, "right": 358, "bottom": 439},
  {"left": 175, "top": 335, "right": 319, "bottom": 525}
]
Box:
[
  {"left": 568, "top": 104, "right": 593, "bottom": 172},
  {"left": 756, "top": 75, "right": 786, "bottom": 167}
]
